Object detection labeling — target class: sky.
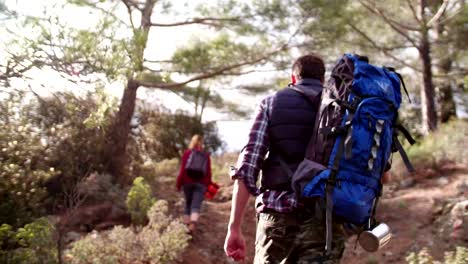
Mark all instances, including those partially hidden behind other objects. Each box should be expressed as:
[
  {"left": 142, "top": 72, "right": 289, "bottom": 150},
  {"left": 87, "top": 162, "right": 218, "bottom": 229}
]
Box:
[{"left": 2, "top": 0, "right": 274, "bottom": 151}]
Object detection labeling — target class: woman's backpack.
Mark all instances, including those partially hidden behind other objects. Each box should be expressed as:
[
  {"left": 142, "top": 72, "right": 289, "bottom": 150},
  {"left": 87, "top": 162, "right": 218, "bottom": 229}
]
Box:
[
  {"left": 185, "top": 150, "right": 208, "bottom": 180},
  {"left": 291, "top": 54, "right": 415, "bottom": 254}
]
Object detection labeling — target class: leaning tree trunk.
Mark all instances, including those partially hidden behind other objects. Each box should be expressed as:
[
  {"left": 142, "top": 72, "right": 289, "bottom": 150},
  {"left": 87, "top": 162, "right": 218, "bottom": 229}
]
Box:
[
  {"left": 107, "top": 79, "right": 139, "bottom": 185},
  {"left": 106, "top": 0, "right": 156, "bottom": 185}
]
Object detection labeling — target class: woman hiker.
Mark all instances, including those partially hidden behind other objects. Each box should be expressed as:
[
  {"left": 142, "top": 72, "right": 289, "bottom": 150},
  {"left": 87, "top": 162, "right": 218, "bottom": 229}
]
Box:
[{"left": 176, "top": 134, "right": 213, "bottom": 233}]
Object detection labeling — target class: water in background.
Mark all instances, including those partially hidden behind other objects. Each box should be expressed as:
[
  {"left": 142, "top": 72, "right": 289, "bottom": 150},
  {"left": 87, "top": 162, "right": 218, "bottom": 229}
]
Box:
[{"left": 217, "top": 120, "right": 251, "bottom": 152}]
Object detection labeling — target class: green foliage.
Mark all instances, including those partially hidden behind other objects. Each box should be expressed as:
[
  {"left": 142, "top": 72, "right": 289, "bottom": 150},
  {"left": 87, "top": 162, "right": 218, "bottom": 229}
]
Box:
[
  {"left": 300, "top": 0, "right": 351, "bottom": 48},
  {"left": 126, "top": 177, "right": 156, "bottom": 226},
  {"left": 406, "top": 247, "right": 468, "bottom": 264},
  {"left": 403, "top": 120, "right": 467, "bottom": 170},
  {"left": 0, "top": 92, "right": 57, "bottom": 227},
  {"left": 444, "top": 247, "right": 468, "bottom": 264},
  {"left": 0, "top": 88, "right": 118, "bottom": 226},
  {"left": 133, "top": 159, "right": 179, "bottom": 198},
  {"left": 0, "top": 224, "right": 14, "bottom": 260},
  {"left": 406, "top": 248, "right": 435, "bottom": 264},
  {"left": 172, "top": 33, "right": 252, "bottom": 73},
  {"left": 153, "top": 159, "right": 179, "bottom": 178},
  {"left": 68, "top": 200, "right": 190, "bottom": 264},
  {"left": 75, "top": 172, "right": 126, "bottom": 206},
  {"left": 82, "top": 87, "right": 117, "bottom": 129},
  {"left": 0, "top": 218, "right": 57, "bottom": 264},
  {"left": 31, "top": 89, "right": 117, "bottom": 204},
  {"left": 134, "top": 105, "right": 224, "bottom": 163}
]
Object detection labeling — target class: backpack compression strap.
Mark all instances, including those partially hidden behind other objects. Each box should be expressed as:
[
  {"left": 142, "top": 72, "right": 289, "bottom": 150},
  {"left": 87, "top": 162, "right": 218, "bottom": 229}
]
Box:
[
  {"left": 384, "top": 66, "right": 412, "bottom": 103},
  {"left": 393, "top": 124, "right": 416, "bottom": 173},
  {"left": 324, "top": 110, "right": 354, "bottom": 256}
]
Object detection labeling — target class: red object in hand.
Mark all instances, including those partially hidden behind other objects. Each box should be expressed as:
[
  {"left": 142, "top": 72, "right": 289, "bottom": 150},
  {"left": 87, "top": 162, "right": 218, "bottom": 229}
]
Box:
[{"left": 205, "top": 183, "right": 220, "bottom": 200}]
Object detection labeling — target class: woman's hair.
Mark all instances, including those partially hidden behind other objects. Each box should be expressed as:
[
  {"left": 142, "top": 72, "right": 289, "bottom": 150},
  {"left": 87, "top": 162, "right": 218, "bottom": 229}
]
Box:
[{"left": 189, "top": 134, "right": 203, "bottom": 149}]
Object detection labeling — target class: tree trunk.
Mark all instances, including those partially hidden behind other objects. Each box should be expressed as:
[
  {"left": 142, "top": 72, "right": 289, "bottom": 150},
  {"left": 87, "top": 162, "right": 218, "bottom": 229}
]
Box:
[
  {"left": 436, "top": 59, "right": 456, "bottom": 123},
  {"left": 419, "top": 0, "right": 438, "bottom": 133},
  {"left": 105, "top": 0, "right": 156, "bottom": 185},
  {"left": 433, "top": 12, "right": 457, "bottom": 123},
  {"left": 107, "top": 79, "right": 139, "bottom": 185},
  {"left": 419, "top": 39, "right": 438, "bottom": 133}
]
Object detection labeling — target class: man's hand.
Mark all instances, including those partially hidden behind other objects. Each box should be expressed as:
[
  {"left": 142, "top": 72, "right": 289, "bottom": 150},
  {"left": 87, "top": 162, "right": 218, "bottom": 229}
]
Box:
[
  {"left": 225, "top": 180, "right": 250, "bottom": 262},
  {"left": 224, "top": 227, "right": 246, "bottom": 262}
]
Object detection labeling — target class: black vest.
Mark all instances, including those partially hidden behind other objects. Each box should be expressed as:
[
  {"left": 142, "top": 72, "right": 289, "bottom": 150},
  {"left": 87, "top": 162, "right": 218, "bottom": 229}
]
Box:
[{"left": 261, "top": 78, "right": 322, "bottom": 191}]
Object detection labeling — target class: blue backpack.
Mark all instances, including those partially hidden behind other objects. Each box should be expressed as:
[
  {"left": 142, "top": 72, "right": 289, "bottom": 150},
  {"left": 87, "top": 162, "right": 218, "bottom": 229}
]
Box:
[{"left": 291, "top": 54, "right": 415, "bottom": 254}]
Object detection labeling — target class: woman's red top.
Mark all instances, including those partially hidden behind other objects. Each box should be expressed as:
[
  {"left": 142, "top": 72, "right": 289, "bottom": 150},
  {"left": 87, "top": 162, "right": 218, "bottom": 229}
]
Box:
[{"left": 176, "top": 148, "right": 212, "bottom": 191}]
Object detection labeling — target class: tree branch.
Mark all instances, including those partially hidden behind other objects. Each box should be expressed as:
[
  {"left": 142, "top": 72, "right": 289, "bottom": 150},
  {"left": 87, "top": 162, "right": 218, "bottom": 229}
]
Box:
[
  {"left": 360, "top": 0, "right": 420, "bottom": 31},
  {"left": 136, "top": 44, "right": 288, "bottom": 89},
  {"left": 150, "top": 17, "right": 240, "bottom": 27},
  {"left": 438, "top": 4, "right": 465, "bottom": 25},
  {"left": 347, "top": 23, "right": 421, "bottom": 72},
  {"left": 427, "top": 0, "right": 449, "bottom": 27},
  {"left": 144, "top": 59, "right": 173, "bottom": 63},
  {"left": 405, "top": 0, "right": 422, "bottom": 24},
  {"left": 121, "top": 0, "right": 136, "bottom": 29},
  {"left": 359, "top": 0, "right": 420, "bottom": 48},
  {"left": 121, "top": 0, "right": 143, "bottom": 11}
]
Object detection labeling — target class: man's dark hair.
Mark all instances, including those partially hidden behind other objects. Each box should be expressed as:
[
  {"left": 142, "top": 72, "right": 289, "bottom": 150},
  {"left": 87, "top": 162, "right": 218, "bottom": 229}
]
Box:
[{"left": 292, "top": 54, "right": 325, "bottom": 81}]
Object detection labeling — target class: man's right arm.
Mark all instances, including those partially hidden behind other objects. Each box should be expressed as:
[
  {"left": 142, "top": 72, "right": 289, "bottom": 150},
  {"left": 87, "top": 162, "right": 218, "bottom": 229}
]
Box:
[
  {"left": 228, "top": 179, "right": 250, "bottom": 231},
  {"left": 224, "top": 96, "right": 271, "bottom": 261},
  {"left": 224, "top": 179, "right": 250, "bottom": 261}
]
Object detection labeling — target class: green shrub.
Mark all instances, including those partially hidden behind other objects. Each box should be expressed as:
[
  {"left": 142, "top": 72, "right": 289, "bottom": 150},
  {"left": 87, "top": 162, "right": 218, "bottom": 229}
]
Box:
[
  {"left": 135, "top": 159, "right": 179, "bottom": 187},
  {"left": 444, "top": 247, "right": 468, "bottom": 264},
  {"left": 406, "top": 248, "right": 435, "bottom": 264},
  {"left": 393, "top": 120, "right": 467, "bottom": 175},
  {"left": 0, "top": 89, "right": 118, "bottom": 226},
  {"left": 406, "top": 247, "right": 468, "bottom": 264},
  {"left": 0, "top": 92, "right": 58, "bottom": 227},
  {"left": 76, "top": 173, "right": 125, "bottom": 206},
  {"left": 154, "top": 159, "right": 180, "bottom": 177},
  {"left": 67, "top": 200, "right": 190, "bottom": 264},
  {"left": 0, "top": 218, "right": 57, "bottom": 264},
  {"left": 126, "top": 176, "right": 156, "bottom": 226},
  {"left": 34, "top": 89, "right": 117, "bottom": 202},
  {"left": 210, "top": 152, "right": 238, "bottom": 185}
]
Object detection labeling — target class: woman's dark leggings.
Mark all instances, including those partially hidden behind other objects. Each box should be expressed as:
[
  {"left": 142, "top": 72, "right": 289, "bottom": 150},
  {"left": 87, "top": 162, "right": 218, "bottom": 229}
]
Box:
[{"left": 183, "top": 183, "right": 207, "bottom": 215}]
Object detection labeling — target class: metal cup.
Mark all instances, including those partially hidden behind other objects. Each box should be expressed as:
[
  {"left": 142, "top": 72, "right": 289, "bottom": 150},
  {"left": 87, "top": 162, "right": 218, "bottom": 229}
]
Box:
[{"left": 358, "top": 223, "right": 392, "bottom": 252}]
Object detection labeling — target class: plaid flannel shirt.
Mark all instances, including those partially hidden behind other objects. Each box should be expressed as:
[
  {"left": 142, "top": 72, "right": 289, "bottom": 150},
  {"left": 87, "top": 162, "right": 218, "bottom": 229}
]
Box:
[{"left": 232, "top": 95, "right": 299, "bottom": 213}]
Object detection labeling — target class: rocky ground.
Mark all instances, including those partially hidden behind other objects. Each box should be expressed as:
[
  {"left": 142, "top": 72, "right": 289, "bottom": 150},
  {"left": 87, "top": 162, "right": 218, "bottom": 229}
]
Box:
[{"left": 176, "top": 164, "right": 467, "bottom": 264}]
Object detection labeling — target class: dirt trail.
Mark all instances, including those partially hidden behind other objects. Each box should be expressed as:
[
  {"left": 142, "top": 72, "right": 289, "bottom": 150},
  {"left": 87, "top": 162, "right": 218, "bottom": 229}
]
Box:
[{"left": 178, "top": 170, "right": 467, "bottom": 264}]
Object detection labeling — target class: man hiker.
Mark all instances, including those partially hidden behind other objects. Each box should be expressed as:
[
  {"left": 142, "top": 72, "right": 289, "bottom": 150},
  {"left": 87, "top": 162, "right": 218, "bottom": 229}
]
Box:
[{"left": 224, "top": 54, "right": 346, "bottom": 263}]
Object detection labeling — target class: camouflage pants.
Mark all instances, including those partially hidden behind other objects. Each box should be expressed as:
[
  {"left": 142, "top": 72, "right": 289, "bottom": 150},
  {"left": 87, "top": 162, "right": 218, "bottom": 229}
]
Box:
[{"left": 254, "top": 210, "right": 345, "bottom": 264}]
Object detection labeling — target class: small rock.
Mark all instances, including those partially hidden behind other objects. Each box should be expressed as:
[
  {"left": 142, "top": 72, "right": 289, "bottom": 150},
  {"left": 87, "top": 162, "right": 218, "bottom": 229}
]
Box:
[
  {"left": 399, "top": 178, "right": 415, "bottom": 188},
  {"left": 90, "top": 230, "right": 99, "bottom": 239},
  {"left": 436, "top": 177, "right": 449, "bottom": 186},
  {"left": 383, "top": 251, "right": 393, "bottom": 257},
  {"left": 457, "top": 180, "right": 468, "bottom": 194}
]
